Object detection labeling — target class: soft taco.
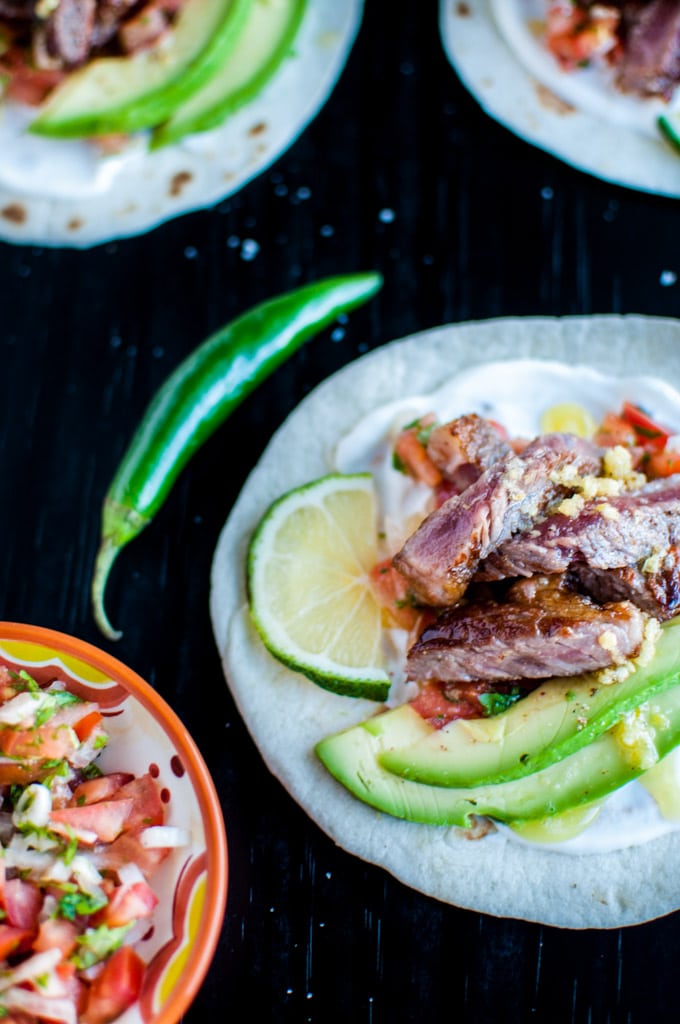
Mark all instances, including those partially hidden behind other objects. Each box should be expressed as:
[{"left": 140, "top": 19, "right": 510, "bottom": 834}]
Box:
[
  {"left": 0, "top": 0, "right": 362, "bottom": 247},
  {"left": 440, "top": 1, "right": 680, "bottom": 197},
  {"left": 210, "top": 314, "right": 680, "bottom": 929}
]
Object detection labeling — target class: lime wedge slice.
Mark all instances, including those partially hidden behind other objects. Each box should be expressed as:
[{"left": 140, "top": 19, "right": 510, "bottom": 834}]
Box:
[{"left": 247, "top": 473, "right": 391, "bottom": 700}]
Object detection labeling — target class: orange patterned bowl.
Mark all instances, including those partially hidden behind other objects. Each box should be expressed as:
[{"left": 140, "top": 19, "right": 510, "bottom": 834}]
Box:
[{"left": 0, "top": 622, "right": 228, "bottom": 1024}]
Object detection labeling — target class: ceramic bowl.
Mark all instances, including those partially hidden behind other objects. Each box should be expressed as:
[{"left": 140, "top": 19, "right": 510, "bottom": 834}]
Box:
[{"left": 0, "top": 621, "right": 228, "bottom": 1024}]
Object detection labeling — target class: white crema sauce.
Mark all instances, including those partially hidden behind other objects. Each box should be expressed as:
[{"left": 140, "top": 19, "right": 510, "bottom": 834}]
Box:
[{"left": 332, "top": 359, "right": 680, "bottom": 855}]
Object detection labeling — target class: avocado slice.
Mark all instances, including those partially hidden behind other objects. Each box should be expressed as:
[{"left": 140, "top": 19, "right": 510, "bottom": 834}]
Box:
[
  {"left": 379, "top": 619, "right": 680, "bottom": 788},
  {"left": 152, "top": 0, "right": 307, "bottom": 149},
  {"left": 315, "top": 686, "right": 680, "bottom": 827},
  {"left": 30, "top": 0, "right": 252, "bottom": 139}
]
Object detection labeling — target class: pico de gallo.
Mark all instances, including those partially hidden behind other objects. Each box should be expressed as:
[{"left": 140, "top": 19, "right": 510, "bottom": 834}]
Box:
[{"left": 0, "top": 664, "right": 188, "bottom": 1024}]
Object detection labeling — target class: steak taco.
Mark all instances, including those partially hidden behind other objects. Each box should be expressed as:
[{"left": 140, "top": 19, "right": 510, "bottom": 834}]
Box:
[
  {"left": 210, "top": 314, "right": 680, "bottom": 929},
  {"left": 440, "top": 1, "right": 680, "bottom": 197},
  {"left": 0, "top": 0, "right": 363, "bottom": 247}
]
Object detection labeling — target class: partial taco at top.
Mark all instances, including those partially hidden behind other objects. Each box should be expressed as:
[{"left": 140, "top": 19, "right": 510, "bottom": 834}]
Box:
[
  {"left": 210, "top": 314, "right": 680, "bottom": 929},
  {"left": 0, "top": 0, "right": 363, "bottom": 246},
  {"left": 440, "top": 1, "right": 680, "bottom": 197}
]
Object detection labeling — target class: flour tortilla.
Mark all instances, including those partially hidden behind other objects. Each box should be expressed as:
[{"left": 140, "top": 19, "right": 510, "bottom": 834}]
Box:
[
  {"left": 210, "top": 314, "right": 680, "bottom": 929},
  {"left": 0, "top": 0, "right": 362, "bottom": 248},
  {"left": 440, "top": 0, "right": 680, "bottom": 198}
]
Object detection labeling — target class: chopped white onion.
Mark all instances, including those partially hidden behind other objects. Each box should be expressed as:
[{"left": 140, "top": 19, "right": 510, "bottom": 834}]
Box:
[
  {"left": 139, "top": 825, "right": 191, "bottom": 849},
  {"left": 117, "top": 861, "right": 146, "bottom": 886},
  {"left": 0, "top": 691, "right": 49, "bottom": 725},
  {"left": 71, "top": 853, "right": 106, "bottom": 901},
  {"left": 0, "top": 948, "right": 62, "bottom": 992},
  {"left": 12, "top": 783, "right": 52, "bottom": 829},
  {"left": 3, "top": 986, "right": 76, "bottom": 1024}
]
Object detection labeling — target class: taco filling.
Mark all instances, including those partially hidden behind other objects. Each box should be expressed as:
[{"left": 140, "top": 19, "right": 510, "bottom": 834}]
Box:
[
  {"left": 542, "top": 1, "right": 680, "bottom": 100},
  {"left": 0, "top": 0, "right": 187, "bottom": 107}
]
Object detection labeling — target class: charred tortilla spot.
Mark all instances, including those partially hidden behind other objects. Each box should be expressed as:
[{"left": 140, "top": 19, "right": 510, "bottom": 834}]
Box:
[
  {"left": 535, "top": 83, "right": 575, "bottom": 115},
  {"left": 67, "top": 217, "right": 84, "bottom": 231},
  {"left": 169, "top": 171, "right": 193, "bottom": 198},
  {"left": 1, "top": 203, "right": 27, "bottom": 225},
  {"left": 248, "top": 121, "right": 267, "bottom": 136},
  {"left": 456, "top": 3, "right": 470, "bottom": 16}
]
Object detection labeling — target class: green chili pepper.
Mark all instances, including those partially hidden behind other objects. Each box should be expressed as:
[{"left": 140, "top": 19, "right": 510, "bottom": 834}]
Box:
[{"left": 91, "top": 272, "right": 383, "bottom": 640}]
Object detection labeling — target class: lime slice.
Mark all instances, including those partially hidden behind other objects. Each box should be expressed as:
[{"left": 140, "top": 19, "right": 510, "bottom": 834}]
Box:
[
  {"left": 540, "top": 402, "right": 597, "bottom": 438},
  {"left": 658, "top": 112, "right": 680, "bottom": 154},
  {"left": 247, "top": 473, "right": 391, "bottom": 700}
]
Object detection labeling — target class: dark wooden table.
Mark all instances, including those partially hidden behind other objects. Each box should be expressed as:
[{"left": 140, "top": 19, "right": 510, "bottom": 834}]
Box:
[{"left": 1, "top": 3, "right": 679, "bottom": 1021}]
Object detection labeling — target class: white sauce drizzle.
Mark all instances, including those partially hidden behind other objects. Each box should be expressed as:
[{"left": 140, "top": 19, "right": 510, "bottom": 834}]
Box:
[{"left": 332, "top": 359, "right": 680, "bottom": 855}]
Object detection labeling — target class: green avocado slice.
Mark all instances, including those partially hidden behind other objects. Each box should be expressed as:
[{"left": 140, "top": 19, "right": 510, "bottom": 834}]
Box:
[
  {"left": 30, "top": 0, "right": 252, "bottom": 139},
  {"left": 378, "top": 618, "right": 680, "bottom": 788},
  {"left": 315, "top": 687, "right": 680, "bottom": 828},
  {"left": 152, "top": 0, "right": 307, "bottom": 149}
]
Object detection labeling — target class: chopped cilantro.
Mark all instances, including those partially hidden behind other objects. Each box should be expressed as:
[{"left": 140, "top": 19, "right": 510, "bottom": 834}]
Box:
[
  {"left": 72, "top": 924, "right": 132, "bottom": 969},
  {"left": 81, "top": 763, "right": 104, "bottom": 780},
  {"left": 35, "top": 690, "right": 81, "bottom": 728},
  {"left": 478, "top": 688, "right": 523, "bottom": 717},
  {"left": 58, "top": 890, "right": 108, "bottom": 922},
  {"left": 8, "top": 669, "right": 40, "bottom": 693},
  {"left": 392, "top": 451, "right": 407, "bottom": 474}
]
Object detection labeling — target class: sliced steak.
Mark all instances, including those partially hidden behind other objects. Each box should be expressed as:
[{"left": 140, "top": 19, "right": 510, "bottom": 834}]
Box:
[
  {"left": 425, "top": 414, "right": 512, "bottom": 493},
  {"left": 392, "top": 433, "right": 602, "bottom": 607},
  {"left": 45, "top": 0, "right": 96, "bottom": 67},
  {"left": 574, "top": 548, "right": 680, "bottom": 621},
  {"left": 477, "top": 475, "right": 680, "bottom": 581},
  {"left": 617, "top": 0, "right": 680, "bottom": 97},
  {"left": 406, "top": 575, "right": 648, "bottom": 684}
]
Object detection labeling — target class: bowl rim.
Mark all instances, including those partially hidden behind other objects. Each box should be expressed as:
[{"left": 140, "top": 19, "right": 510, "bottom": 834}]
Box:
[{"left": 0, "top": 620, "right": 228, "bottom": 1024}]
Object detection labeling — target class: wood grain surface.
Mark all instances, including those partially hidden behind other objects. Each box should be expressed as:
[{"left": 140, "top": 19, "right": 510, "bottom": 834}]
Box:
[{"left": 0, "top": 2, "right": 678, "bottom": 1021}]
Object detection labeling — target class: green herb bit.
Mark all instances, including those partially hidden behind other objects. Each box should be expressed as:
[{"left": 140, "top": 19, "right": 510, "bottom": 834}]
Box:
[
  {"left": 479, "top": 687, "right": 523, "bottom": 717},
  {"left": 81, "top": 763, "right": 104, "bottom": 780},
  {"left": 58, "top": 890, "right": 108, "bottom": 922},
  {"left": 8, "top": 669, "right": 40, "bottom": 693},
  {"left": 72, "top": 924, "right": 133, "bottom": 969},
  {"left": 35, "top": 691, "right": 82, "bottom": 728},
  {"left": 392, "top": 451, "right": 407, "bottom": 474}
]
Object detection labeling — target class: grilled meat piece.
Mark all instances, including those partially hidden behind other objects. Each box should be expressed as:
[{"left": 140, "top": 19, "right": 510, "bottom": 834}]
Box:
[
  {"left": 425, "top": 413, "right": 512, "bottom": 493},
  {"left": 617, "top": 0, "right": 680, "bottom": 98},
  {"left": 477, "top": 475, "right": 680, "bottom": 581},
  {"left": 45, "top": 0, "right": 96, "bottom": 67},
  {"left": 392, "top": 433, "right": 602, "bottom": 607},
  {"left": 574, "top": 548, "right": 680, "bottom": 621},
  {"left": 406, "top": 575, "right": 648, "bottom": 685}
]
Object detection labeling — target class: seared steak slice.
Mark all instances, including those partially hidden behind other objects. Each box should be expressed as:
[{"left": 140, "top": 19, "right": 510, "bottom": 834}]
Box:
[
  {"left": 45, "top": 0, "right": 96, "bottom": 67},
  {"left": 406, "top": 575, "right": 648, "bottom": 684},
  {"left": 477, "top": 475, "right": 680, "bottom": 581},
  {"left": 574, "top": 548, "right": 680, "bottom": 621},
  {"left": 617, "top": 0, "right": 680, "bottom": 97},
  {"left": 425, "top": 414, "right": 512, "bottom": 493},
  {"left": 392, "top": 433, "right": 601, "bottom": 606}
]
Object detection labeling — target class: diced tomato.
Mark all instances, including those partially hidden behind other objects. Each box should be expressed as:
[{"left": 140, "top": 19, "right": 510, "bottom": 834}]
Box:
[
  {"left": 393, "top": 421, "right": 443, "bottom": 487},
  {"left": 369, "top": 558, "right": 422, "bottom": 630},
  {"left": 74, "top": 710, "right": 104, "bottom": 742},
  {"left": 4, "top": 878, "right": 42, "bottom": 931},
  {"left": 50, "top": 799, "right": 134, "bottom": 843},
  {"left": 113, "top": 774, "right": 164, "bottom": 831},
  {"left": 646, "top": 448, "right": 680, "bottom": 479},
  {"left": 0, "top": 723, "right": 78, "bottom": 760},
  {"left": 593, "top": 411, "right": 638, "bottom": 449},
  {"left": 71, "top": 772, "right": 135, "bottom": 807},
  {"left": 93, "top": 831, "right": 171, "bottom": 878},
  {"left": 410, "top": 681, "right": 484, "bottom": 728},
  {"left": 95, "top": 881, "right": 158, "bottom": 929},
  {"left": 621, "top": 401, "right": 673, "bottom": 451},
  {"left": 545, "top": 3, "right": 620, "bottom": 68},
  {"left": 34, "top": 918, "right": 79, "bottom": 958},
  {"left": 81, "top": 947, "right": 146, "bottom": 1024},
  {"left": 0, "top": 924, "right": 33, "bottom": 959}
]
